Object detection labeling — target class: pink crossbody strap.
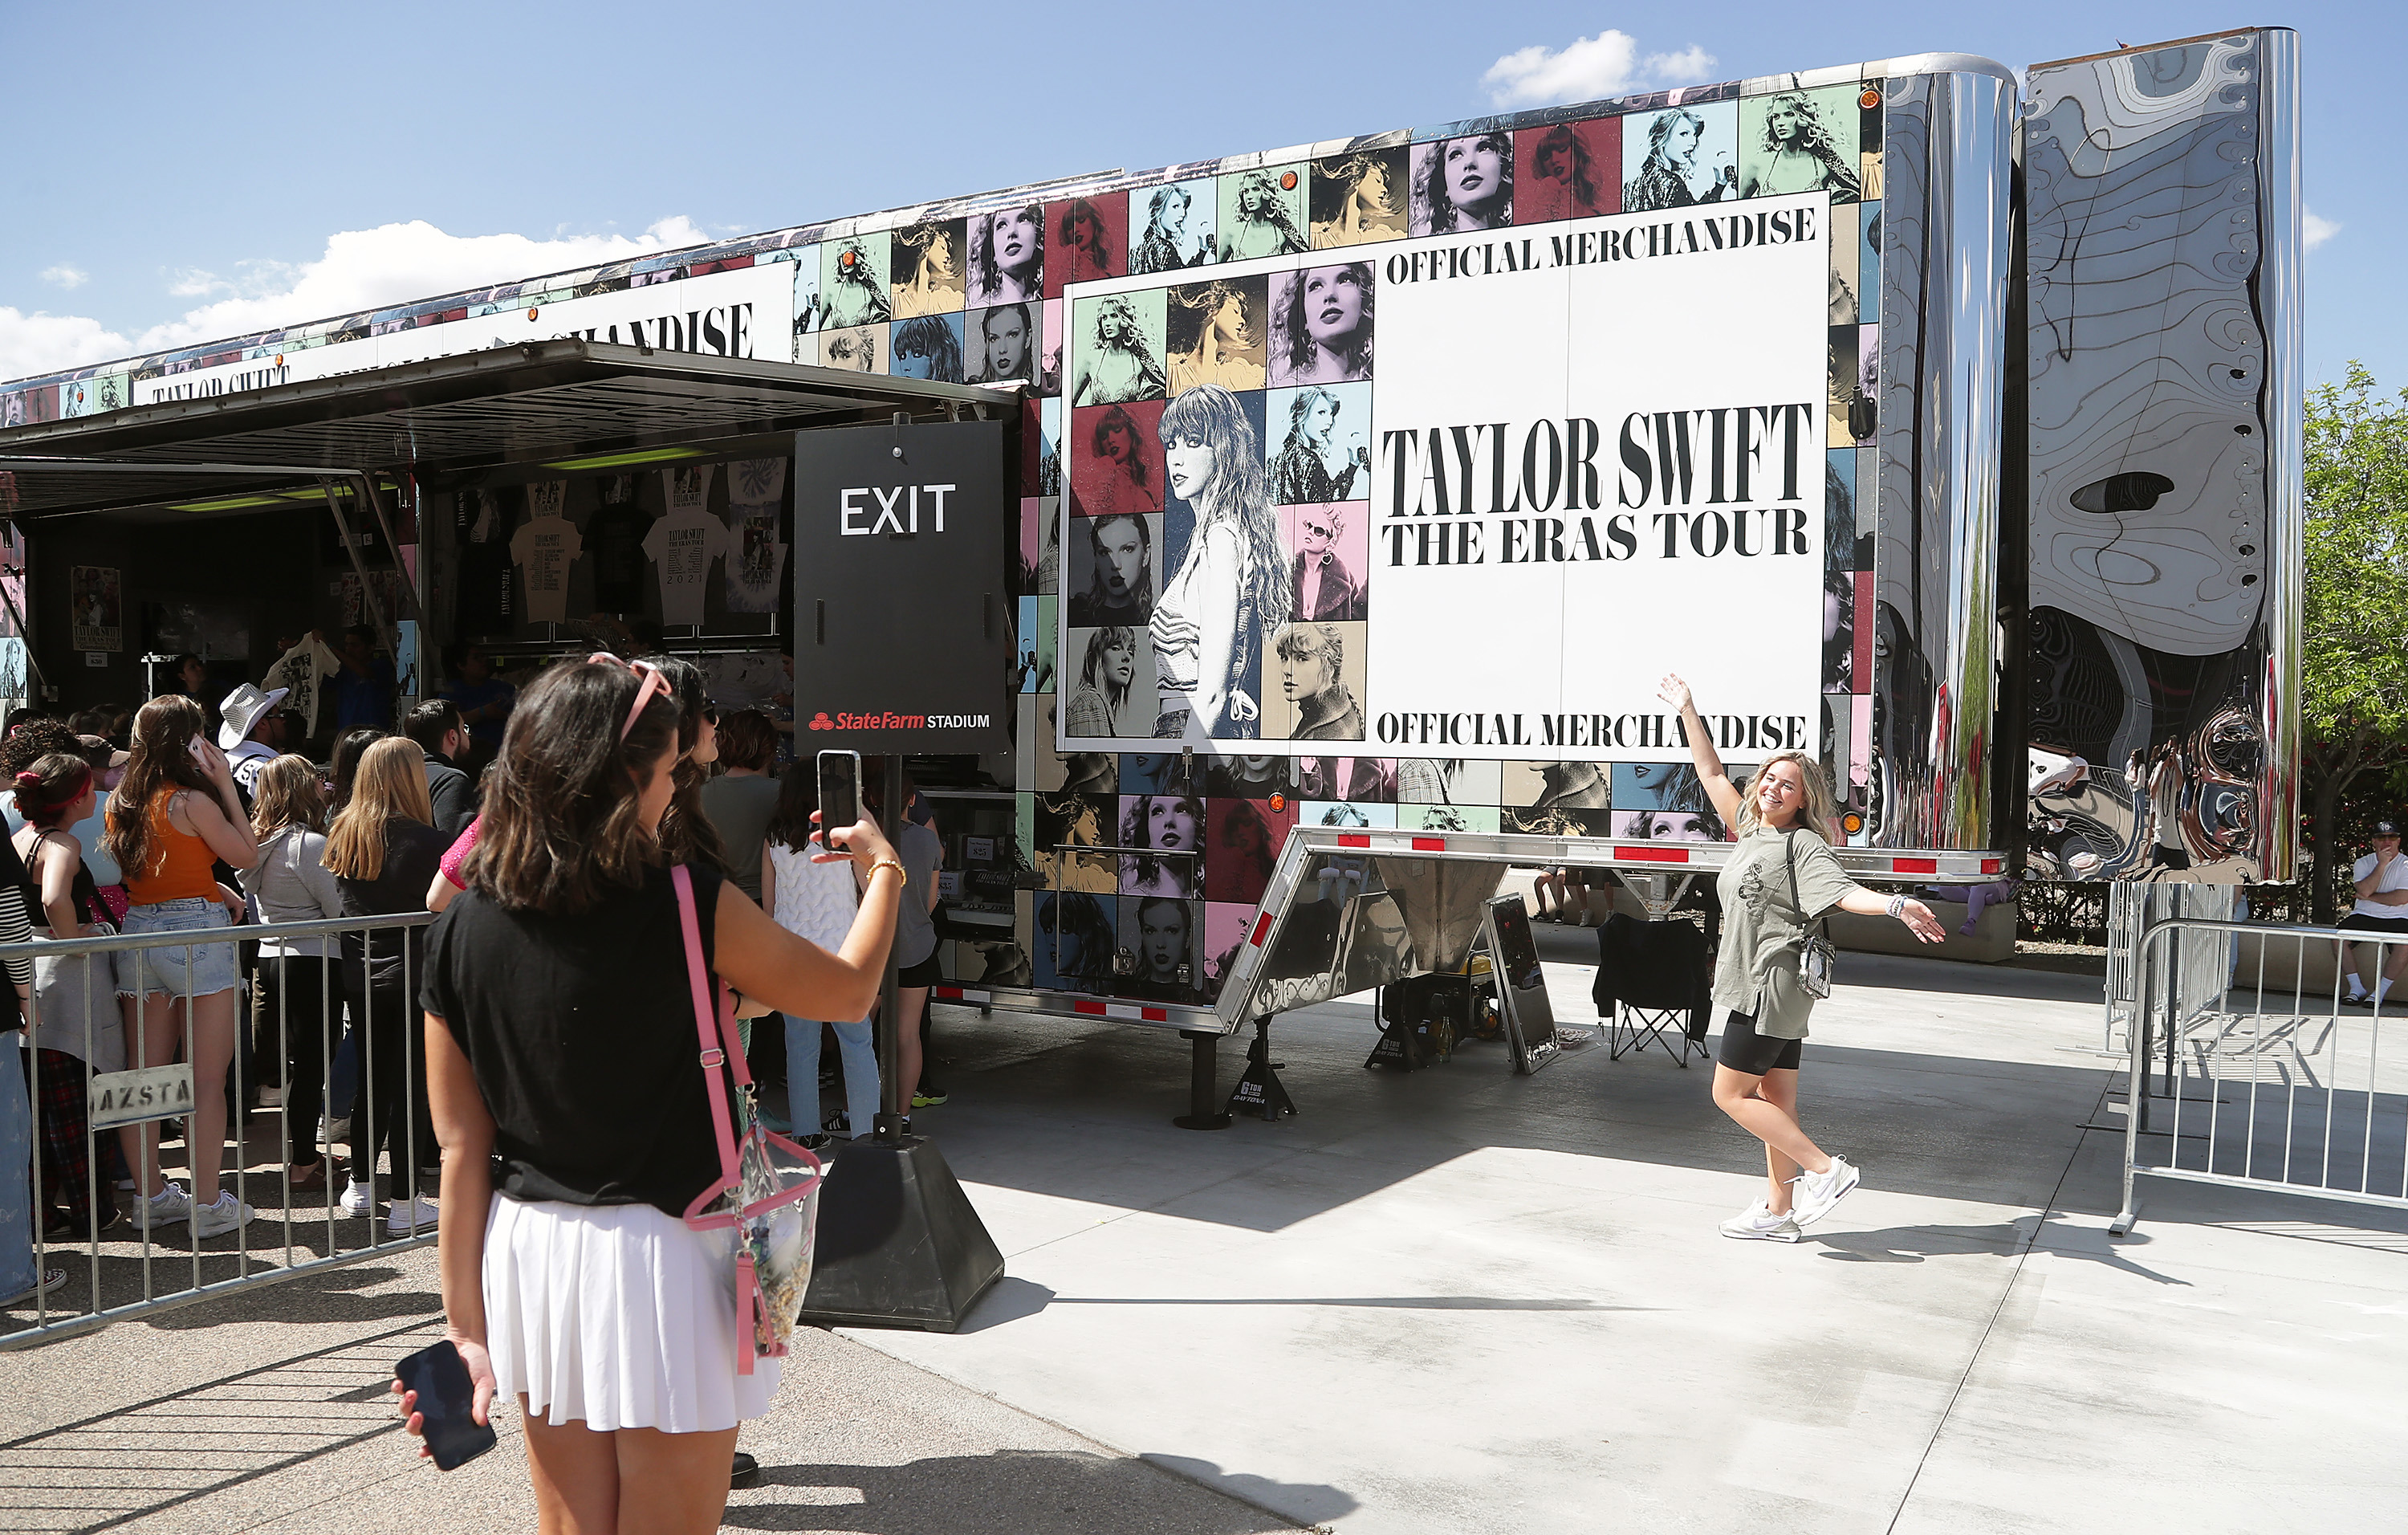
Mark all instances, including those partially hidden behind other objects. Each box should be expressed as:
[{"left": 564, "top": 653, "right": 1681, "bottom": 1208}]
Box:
[{"left": 671, "top": 865, "right": 743, "bottom": 1188}]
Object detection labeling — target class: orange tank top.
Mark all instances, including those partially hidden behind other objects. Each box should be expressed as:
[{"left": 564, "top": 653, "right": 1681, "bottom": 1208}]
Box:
[{"left": 124, "top": 792, "right": 221, "bottom": 906}]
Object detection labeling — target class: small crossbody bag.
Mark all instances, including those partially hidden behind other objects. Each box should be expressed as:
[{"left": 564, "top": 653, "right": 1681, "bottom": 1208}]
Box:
[
  {"left": 671, "top": 865, "right": 826, "bottom": 1375},
  {"left": 1785, "top": 832, "right": 1837, "bottom": 1000}
]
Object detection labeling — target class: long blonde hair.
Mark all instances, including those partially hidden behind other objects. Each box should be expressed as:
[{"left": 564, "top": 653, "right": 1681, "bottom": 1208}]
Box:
[
  {"left": 251, "top": 755, "right": 327, "bottom": 840},
  {"left": 1735, "top": 750, "right": 1840, "bottom": 845},
  {"left": 322, "top": 738, "right": 433, "bottom": 882}
]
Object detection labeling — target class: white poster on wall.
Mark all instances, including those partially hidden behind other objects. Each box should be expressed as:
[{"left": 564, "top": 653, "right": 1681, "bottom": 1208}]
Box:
[{"left": 1058, "top": 191, "right": 1829, "bottom": 761}]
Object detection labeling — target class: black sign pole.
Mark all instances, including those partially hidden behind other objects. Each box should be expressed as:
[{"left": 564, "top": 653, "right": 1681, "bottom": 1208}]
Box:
[
  {"left": 872, "top": 752, "right": 905, "bottom": 1142},
  {"left": 793, "top": 417, "right": 1008, "bottom": 1333}
]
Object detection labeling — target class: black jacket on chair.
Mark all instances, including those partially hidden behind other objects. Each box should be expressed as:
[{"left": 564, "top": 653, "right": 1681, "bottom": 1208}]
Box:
[{"left": 1590, "top": 914, "right": 1713, "bottom": 1039}]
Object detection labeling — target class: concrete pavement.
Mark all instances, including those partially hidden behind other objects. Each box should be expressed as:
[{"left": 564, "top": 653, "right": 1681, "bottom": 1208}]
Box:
[{"left": 3, "top": 941, "right": 2402, "bottom": 1532}]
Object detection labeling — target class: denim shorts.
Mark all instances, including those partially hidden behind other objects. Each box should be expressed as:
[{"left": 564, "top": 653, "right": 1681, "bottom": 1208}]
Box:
[{"left": 116, "top": 898, "right": 240, "bottom": 1000}]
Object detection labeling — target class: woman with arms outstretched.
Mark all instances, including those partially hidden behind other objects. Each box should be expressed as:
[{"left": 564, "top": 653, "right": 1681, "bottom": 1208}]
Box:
[{"left": 1658, "top": 673, "right": 1946, "bottom": 1242}]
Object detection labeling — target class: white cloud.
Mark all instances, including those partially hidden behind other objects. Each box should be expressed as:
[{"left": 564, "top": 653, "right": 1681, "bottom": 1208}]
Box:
[
  {"left": 39, "top": 265, "right": 87, "bottom": 290},
  {"left": 2303, "top": 207, "right": 2340, "bottom": 252},
  {"left": 0, "top": 215, "right": 711, "bottom": 381},
  {"left": 0, "top": 310, "right": 131, "bottom": 381},
  {"left": 1482, "top": 31, "right": 1717, "bottom": 109}
]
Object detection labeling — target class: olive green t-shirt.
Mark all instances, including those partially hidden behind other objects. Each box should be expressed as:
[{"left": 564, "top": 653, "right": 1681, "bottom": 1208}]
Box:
[{"left": 1711, "top": 827, "right": 1857, "bottom": 1040}]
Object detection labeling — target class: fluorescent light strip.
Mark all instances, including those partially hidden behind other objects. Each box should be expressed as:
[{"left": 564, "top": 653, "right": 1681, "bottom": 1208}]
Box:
[{"left": 541, "top": 446, "right": 712, "bottom": 473}]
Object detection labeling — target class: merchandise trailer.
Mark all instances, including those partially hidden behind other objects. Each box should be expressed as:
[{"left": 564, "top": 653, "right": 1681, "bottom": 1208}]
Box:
[{"left": 0, "top": 29, "right": 2302, "bottom": 1041}]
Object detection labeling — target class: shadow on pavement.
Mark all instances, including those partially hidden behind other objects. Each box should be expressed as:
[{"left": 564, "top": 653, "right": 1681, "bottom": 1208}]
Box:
[{"left": 725, "top": 1447, "right": 1348, "bottom": 1533}]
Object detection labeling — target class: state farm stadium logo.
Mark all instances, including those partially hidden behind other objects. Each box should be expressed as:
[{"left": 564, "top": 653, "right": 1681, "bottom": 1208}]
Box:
[{"left": 810, "top": 710, "right": 988, "bottom": 731}]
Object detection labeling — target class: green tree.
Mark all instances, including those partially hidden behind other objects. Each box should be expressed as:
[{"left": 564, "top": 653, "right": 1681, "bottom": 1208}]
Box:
[{"left": 2301, "top": 364, "right": 2408, "bottom": 921}]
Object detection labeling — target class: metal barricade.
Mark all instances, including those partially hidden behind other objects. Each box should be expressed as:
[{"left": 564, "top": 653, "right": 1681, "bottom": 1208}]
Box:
[
  {"left": 2112, "top": 914, "right": 2408, "bottom": 1236},
  {"left": 2, "top": 910, "right": 437, "bottom": 1348}
]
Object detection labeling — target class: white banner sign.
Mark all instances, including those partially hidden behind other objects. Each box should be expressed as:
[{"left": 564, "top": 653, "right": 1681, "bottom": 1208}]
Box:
[
  {"left": 134, "top": 263, "right": 794, "bottom": 409},
  {"left": 1058, "top": 192, "right": 1828, "bottom": 761}
]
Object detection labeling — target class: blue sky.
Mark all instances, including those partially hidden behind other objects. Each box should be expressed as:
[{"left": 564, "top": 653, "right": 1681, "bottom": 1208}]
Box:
[{"left": 0, "top": 2, "right": 2392, "bottom": 393}]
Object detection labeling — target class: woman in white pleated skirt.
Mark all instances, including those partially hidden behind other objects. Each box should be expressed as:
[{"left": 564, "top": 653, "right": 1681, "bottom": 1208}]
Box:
[{"left": 395, "top": 657, "right": 903, "bottom": 1533}]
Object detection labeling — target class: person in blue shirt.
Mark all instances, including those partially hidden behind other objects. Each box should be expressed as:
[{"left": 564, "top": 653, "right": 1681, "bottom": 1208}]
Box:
[{"left": 332, "top": 625, "right": 395, "bottom": 733}]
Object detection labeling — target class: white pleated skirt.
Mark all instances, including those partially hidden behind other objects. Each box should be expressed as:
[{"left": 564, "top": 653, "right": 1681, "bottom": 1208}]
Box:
[{"left": 482, "top": 1195, "right": 783, "bottom": 1433}]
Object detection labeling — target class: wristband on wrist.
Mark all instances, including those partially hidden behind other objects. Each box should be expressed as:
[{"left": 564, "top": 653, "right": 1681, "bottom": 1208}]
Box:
[
  {"left": 1885, "top": 894, "right": 1908, "bottom": 921},
  {"left": 866, "top": 858, "right": 906, "bottom": 884}
]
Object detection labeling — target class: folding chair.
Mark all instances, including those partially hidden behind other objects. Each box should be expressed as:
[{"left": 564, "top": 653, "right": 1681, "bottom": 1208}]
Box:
[{"left": 1608, "top": 1000, "right": 1706, "bottom": 1065}]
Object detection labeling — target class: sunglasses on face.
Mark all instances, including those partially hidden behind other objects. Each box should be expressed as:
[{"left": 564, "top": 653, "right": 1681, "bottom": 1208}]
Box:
[{"left": 1303, "top": 522, "right": 1336, "bottom": 540}]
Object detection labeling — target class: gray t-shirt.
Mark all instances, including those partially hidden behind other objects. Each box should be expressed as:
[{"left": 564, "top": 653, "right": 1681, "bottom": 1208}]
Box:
[
  {"left": 1711, "top": 827, "right": 1856, "bottom": 1040},
  {"left": 893, "top": 821, "right": 942, "bottom": 969},
  {"left": 699, "top": 772, "right": 783, "bottom": 904}
]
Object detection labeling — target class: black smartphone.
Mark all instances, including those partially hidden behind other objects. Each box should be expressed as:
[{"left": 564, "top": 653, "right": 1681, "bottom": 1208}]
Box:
[
  {"left": 393, "top": 1339, "right": 497, "bottom": 1472},
  {"left": 818, "top": 749, "right": 862, "bottom": 849}
]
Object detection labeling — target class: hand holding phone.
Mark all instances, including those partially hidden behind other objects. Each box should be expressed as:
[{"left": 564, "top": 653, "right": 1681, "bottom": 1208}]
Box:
[
  {"left": 393, "top": 1338, "right": 498, "bottom": 1471},
  {"left": 817, "top": 750, "right": 861, "bottom": 850}
]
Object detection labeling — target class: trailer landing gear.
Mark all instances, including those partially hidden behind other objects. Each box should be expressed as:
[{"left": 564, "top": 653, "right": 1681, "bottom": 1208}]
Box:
[{"left": 1173, "top": 1029, "right": 1233, "bottom": 1130}]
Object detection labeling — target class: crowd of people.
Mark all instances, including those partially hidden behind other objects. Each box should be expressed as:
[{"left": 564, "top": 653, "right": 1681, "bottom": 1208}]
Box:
[{"left": 1, "top": 635, "right": 950, "bottom": 1354}]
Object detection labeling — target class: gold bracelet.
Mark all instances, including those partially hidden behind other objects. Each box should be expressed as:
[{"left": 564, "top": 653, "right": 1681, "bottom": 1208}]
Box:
[{"left": 866, "top": 858, "right": 906, "bottom": 883}]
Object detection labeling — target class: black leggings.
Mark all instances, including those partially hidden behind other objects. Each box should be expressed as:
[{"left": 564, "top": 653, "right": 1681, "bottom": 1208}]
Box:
[
  {"left": 344, "top": 982, "right": 433, "bottom": 1201},
  {"left": 257, "top": 956, "right": 338, "bottom": 1166},
  {"left": 1716, "top": 1008, "right": 1804, "bottom": 1075}
]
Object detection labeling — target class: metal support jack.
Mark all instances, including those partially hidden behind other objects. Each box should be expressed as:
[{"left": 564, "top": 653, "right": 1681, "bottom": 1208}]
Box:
[
  {"left": 1173, "top": 1029, "right": 1231, "bottom": 1130},
  {"left": 1225, "top": 1019, "right": 1296, "bottom": 1122}
]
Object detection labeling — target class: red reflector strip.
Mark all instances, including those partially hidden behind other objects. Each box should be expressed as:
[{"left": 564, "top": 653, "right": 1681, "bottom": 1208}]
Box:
[
  {"left": 1249, "top": 912, "right": 1275, "bottom": 947},
  {"left": 1615, "top": 844, "right": 1691, "bottom": 863},
  {"left": 1411, "top": 836, "right": 1446, "bottom": 851},
  {"left": 1141, "top": 1007, "right": 1169, "bottom": 1022},
  {"left": 1338, "top": 833, "right": 1371, "bottom": 848},
  {"left": 1073, "top": 1000, "right": 1107, "bottom": 1016},
  {"left": 1981, "top": 858, "right": 2003, "bottom": 874},
  {"left": 934, "top": 986, "right": 963, "bottom": 1000},
  {"left": 1892, "top": 857, "right": 1938, "bottom": 873}
]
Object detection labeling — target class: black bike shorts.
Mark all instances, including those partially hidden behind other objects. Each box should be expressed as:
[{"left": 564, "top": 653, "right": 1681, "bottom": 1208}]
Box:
[{"left": 1716, "top": 1008, "right": 1804, "bottom": 1074}]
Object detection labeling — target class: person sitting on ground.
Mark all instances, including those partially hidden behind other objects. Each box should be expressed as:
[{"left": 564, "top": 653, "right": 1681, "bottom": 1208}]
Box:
[
  {"left": 403, "top": 698, "right": 478, "bottom": 841},
  {"left": 1659, "top": 671, "right": 1946, "bottom": 1244},
  {"left": 1919, "top": 877, "right": 2020, "bottom": 939},
  {"left": 2342, "top": 819, "right": 2408, "bottom": 1008},
  {"left": 397, "top": 656, "right": 902, "bottom": 1529}
]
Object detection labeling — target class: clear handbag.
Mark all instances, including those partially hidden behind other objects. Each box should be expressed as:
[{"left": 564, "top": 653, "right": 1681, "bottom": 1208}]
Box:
[
  {"left": 671, "top": 865, "right": 825, "bottom": 1374},
  {"left": 1785, "top": 833, "right": 1837, "bottom": 1000}
]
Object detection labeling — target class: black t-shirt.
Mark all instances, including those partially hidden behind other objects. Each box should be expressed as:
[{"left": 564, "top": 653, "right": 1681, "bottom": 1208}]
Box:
[
  {"left": 336, "top": 818, "right": 446, "bottom": 995},
  {"left": 588, "top": 493, "right": 655, "bottom": 614},
  {"left": 455, "top": 492, "right": 516, "bottom": 637},
  {"left": 419, "top": 862, "right": 730, "bottom": 1216}
]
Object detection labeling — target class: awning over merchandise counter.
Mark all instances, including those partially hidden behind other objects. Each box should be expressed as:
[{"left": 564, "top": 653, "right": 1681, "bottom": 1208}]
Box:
[{"left": 0, "top": 339, "right": 1016, "bottom": 519}]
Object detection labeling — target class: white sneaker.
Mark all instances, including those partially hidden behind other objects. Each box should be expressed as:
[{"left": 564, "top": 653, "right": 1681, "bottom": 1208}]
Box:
[
  {"left": 136, "top": 1182, "right": 192, "bottom": 1229},
  {"left": 256, "top": 1085, "right": 287, "bottom": 1109},
  {"left": 387, "top": 1195, "right": 441, "bottom": 1236},
  {"left": 189, "top": 1191, "right": 255, "bottom": 1240},
  {"left": 340, "top": 1179, "right": 376, "bottom": 1219},
  {"left": 1791, "top": 1155, "right": 1862, "bottom": 1228},
  {"left": 1719, "top": 1202, "right": 1802, "bottom": 1242}
]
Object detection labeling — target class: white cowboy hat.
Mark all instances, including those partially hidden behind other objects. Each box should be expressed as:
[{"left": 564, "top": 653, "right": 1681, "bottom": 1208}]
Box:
[{"left": 217, "top": 683, "right": 291, "bottom": 750}]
